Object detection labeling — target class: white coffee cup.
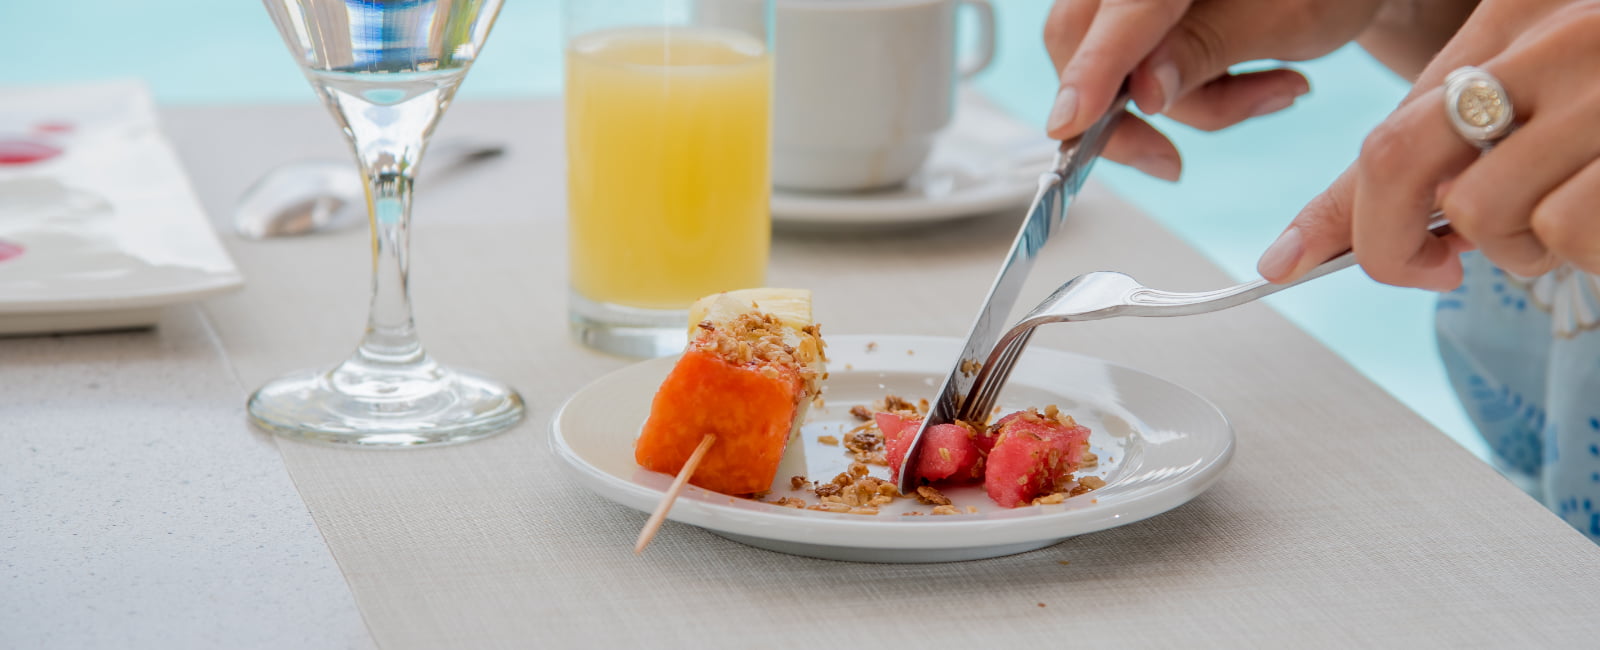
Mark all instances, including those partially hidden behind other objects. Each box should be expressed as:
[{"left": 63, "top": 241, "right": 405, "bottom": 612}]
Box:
[{"left": 771, "top": 0, "right": 996, "bottom": 192}]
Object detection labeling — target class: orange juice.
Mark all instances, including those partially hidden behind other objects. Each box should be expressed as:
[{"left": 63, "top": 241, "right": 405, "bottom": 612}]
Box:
[{"left": 566, "top": 27, "right": 771, "bottom": 310}]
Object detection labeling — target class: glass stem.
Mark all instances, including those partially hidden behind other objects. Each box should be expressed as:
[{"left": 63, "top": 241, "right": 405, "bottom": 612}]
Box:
[
  {"left": 355, "top": 152, "right": 425, "bottom": 368},
  {"left": 318, "top": 76, "right": 458, "bottom": 376},
  {"left": 333, "top": 97, "right": 443, "bottom": 372}
]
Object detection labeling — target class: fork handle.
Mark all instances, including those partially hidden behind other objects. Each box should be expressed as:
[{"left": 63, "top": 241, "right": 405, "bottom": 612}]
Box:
[{"left": 1120, "top": 214, "right": 1453, "bottom": 318}]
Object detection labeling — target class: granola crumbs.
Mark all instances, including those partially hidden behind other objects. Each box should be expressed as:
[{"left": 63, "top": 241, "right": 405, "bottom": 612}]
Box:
[
  {"left": 767, "top": 496, "right": 807, "bottom": 508},
  {"left": 849, "top": 404, "right": 873, "bottom": 421},
  {"left": 1074, "top": 475, "right": 1107, "bottom": 494},
  {"left": 1080, "top": 451, "right": 1099, "bottom": 469},
  {"left": 1031, "top": 493, "right": 1067, "bottom": 505},
  {"left": 959, "top": 357, "right": 983, "bottom": 377},
  {"left": 902, "top": 511, "right": 926, "bottom": 516},
  {"left": 866, "top": 341, "right": 878, "bottom": 352},
  {"left": 915, "top": 485, "right": 952, "bottom": 506},
  {"left": 817, "top": 435, "right": 839, "bottom": 446},
  {"left": 965, "top": 505, "right": 979, "bottom": 514},
  {"left": 931, "top": 505, "right": 960, "bottom": 516},
  {"left": 876, "top": 394, "right": 919, "bottom": 415},
  {"left": 790, "top": 475, "right": 811, "bottom": 490}
]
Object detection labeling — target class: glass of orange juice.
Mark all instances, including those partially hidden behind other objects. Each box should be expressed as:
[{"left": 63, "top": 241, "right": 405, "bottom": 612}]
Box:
[{"left": 564, "top": 0, "right": 774, "bottom": 358}]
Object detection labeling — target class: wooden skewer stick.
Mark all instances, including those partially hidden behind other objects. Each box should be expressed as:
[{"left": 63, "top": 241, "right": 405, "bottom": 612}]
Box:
[{"left": 634, "top": 434, "right": 716, "bottom": 555}]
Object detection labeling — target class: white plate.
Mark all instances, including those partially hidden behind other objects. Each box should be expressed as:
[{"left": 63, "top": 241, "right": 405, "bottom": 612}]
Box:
[
  {"left": 551, "top": 334, "right": 1234, "bottom": 563},
  {"left": 770, "top": 90, "right": 1054, "bottom": 229},
  {"left": 0, "top": 80, "right": 242, "bottom": 335}
]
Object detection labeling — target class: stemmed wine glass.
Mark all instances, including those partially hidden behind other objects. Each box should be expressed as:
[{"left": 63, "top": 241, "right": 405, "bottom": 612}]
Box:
[{"left": 249, "top": 0, "right": 524, "bottom": 446}]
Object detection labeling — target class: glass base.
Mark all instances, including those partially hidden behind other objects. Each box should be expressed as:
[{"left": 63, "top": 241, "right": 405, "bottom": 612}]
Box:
[
  {"left": 569, "top": 291, "right": 689, "bottom": 358},
  {"left": 247, "top": 359, "right": 524, "bottom": 448}
]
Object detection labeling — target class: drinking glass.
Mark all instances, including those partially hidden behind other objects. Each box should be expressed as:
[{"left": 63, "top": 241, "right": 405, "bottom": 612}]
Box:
[
  {"left": 249, "top": 0, "right": 524, "bottom": 446},
  {"left": 564, "top": 0, "right": 774, "bottom": 358}
]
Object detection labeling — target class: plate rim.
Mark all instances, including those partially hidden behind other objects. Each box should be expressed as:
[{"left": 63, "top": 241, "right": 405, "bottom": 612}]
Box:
[{"left": 549, "top": 334, "right": 1235, "bottom": 551}]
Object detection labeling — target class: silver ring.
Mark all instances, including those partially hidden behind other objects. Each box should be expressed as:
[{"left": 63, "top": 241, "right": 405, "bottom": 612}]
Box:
[{"left": 1444, "top": 65, "right": 1515, "bottom": 149}]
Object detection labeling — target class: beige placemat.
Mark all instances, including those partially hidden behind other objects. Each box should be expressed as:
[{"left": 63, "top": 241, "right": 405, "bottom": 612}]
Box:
[{"left": 173, "top": 101, "right": 1600, "bottom": 648}]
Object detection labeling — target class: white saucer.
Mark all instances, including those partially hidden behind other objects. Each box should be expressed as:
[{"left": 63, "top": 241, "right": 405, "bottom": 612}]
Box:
[
  {"left": 771, "top": 90, "right": 1056, "bottom": 229},
  {"left": 550, "top": 334, "right": 1235, "bottom": 563},
  {"left": 0, "top": 81, "right": 242, "bottom": 335}
]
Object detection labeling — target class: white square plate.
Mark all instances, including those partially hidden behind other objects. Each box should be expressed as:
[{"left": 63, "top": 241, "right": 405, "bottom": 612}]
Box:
[{"left": 0, "top": 80, "right": 242, "bottom": 335}]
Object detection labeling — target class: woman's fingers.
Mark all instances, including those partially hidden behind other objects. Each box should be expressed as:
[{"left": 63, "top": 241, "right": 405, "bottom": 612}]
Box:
[
  {"left": 1446, "top": 2, "right": 1600, "bottom": 276},
  {"left": 1532, "top": 158, "right": 1600, "bottom": 276},
  {"left": 1350, "top": 87, "right": 1479, "bottom": 291},
  {"left": 1096, "top": 111, "right": 1183, "bottom": 181},
  {"left": 1159, "top": 68, "right": 1311, "bottom": 132},
  {"left": 1129, "top": 0, "right": 1380, "bottom": 115},
  {"left": 1043, "top": 0, "right": 1098, "bottom": 71},
  {"left": 1046, "top": 0, "right": 1189, "bottom": 139},
  {"left": 1259, "top": 0, "right": 1576, "bottom": 287}
]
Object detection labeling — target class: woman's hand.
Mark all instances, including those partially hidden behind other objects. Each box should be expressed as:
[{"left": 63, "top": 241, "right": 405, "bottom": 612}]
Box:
[
  {"left": 1260, "top": 0, "right": 1600, "bottom": 289},
  {"left": 1043, "top": 0, "right": 1389, "bottom": 180}
]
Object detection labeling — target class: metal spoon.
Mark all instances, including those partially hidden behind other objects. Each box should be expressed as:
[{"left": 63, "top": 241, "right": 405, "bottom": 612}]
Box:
[{"left": 233, "top": 139, "right": 504, "bottom": 239}]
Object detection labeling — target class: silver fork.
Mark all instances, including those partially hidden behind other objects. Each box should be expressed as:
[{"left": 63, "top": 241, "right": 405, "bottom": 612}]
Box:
[{"left": 956, "top": 214, "right": 1453, "bottom": 423}]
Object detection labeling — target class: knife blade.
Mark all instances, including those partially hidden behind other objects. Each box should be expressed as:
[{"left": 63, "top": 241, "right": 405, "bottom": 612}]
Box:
[{"left": 895, "top": 89, "right": 1132, "bottom": 495}]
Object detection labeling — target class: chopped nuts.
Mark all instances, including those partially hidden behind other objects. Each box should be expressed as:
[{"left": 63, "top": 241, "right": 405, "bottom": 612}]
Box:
[
  {"left": 1031, "top": 493, "right": 1066, "bottom": 505},
  {"left": 915, "top": 486, "right": 952, "bottom": 506},
  {"left": 849, "top": 404, "right": 873, "bottom": 421},
  {"left": 790, "top": 475, "right": 810, "bottom": 490}
]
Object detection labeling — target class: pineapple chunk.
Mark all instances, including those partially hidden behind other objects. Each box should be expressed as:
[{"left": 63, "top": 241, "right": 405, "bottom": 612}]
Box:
[{"left": 687, "top": 288, "right": 813, "bottom": 334}]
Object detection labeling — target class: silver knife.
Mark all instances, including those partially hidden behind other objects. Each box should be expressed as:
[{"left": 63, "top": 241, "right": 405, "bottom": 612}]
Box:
[{"left": 896, "top": 89, "right": 1132, "bottom": 495}]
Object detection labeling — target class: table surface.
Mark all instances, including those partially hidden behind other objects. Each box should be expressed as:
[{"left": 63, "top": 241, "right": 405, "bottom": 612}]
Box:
[{"left": 5, "top": 99, "right": 1599, "bottom": 649}]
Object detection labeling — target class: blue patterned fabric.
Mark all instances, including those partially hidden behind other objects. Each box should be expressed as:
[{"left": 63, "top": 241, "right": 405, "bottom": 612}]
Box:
[{"left": 1437, "top": 252, "right": 1600, "bottom": 543}]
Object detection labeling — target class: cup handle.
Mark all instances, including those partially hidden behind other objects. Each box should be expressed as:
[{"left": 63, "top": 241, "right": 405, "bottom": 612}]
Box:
[{"left": 958, "top": 0, "right": 997, "bottom": 80}]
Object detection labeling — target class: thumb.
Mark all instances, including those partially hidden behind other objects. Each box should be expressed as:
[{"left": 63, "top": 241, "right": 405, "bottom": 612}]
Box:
[{"left": 1258, "top": 167, "right": 1359, "bottom": 283}]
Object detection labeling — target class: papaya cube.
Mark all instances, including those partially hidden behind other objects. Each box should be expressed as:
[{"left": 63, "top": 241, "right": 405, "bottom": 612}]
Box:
[{"left": 635, "top": 348, "right": 803, "bottom": 496}]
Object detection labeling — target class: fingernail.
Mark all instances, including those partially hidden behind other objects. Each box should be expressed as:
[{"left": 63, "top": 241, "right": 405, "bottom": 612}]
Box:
[
  {"left": 1133, "top": 155, "right": 1181, "bottom": 182},
  {"left": 1258, "top": 227, "right": 1304, "bottom": 280},
  {"left": 1046, "top": 86, "right": 1078, "bottom": 134},
  {"left": 1152, "top": 62, "right": 1180, "bottom": 112},
  {"left": 1249, "top": 94, "right": 1296, "bottom": 118},
  {"left": 1292, "top": 76, "right": 1311, "bottom": 96}
]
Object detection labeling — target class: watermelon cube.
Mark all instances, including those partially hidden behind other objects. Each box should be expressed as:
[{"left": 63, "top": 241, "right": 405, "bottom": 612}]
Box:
[
  {"left": 876, "top": 412, "right": 986, "bottom": 483},
  {"left": 982, "top": 408, "right": 1092, "bottom": 507}
]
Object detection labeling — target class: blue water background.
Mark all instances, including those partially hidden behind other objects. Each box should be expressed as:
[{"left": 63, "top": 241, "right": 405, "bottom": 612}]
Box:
[{"left": 0, "top": 0, "right": 1481, "bottom": 458}]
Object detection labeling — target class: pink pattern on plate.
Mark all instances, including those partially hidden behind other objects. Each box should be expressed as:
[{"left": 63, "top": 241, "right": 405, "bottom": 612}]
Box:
[
  {"left": 0, "top": 138, "right": 62, "bottom": 165},
  {"left": 34, "top": 121, "right": 75, "bottom": 134},
  {"left": 0, "top": 239, "right": 23, "bottom": 263}
]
